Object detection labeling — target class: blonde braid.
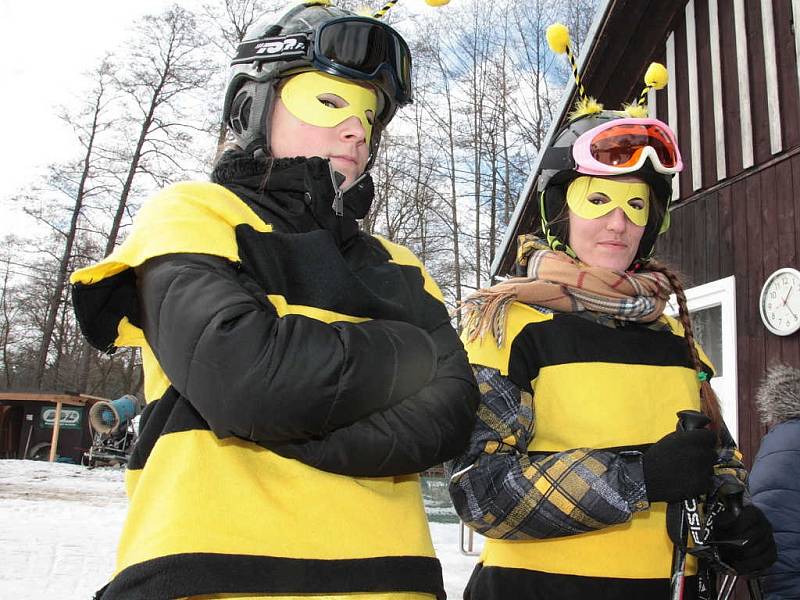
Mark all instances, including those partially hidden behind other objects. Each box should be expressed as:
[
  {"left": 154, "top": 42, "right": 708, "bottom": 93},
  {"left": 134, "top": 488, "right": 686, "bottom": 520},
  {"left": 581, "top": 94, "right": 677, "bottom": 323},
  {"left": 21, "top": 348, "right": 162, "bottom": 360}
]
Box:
[{"left": 647, "top": 260, "right": 723, "bottom": 432}]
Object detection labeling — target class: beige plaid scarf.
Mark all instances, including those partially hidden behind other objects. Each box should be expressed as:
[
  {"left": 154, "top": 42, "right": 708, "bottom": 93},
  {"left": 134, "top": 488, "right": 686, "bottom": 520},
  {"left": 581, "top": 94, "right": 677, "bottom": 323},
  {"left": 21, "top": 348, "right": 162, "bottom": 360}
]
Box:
[{"left": 461, "top": 236, "right": 673, "bottom": 347}]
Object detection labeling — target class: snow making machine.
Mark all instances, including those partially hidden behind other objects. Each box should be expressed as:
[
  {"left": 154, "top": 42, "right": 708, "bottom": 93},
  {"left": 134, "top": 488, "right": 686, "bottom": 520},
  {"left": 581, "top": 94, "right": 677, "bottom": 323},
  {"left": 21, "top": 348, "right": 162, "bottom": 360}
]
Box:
[{"left": 0, "top": 391, "right": 142, "bottom": 465}]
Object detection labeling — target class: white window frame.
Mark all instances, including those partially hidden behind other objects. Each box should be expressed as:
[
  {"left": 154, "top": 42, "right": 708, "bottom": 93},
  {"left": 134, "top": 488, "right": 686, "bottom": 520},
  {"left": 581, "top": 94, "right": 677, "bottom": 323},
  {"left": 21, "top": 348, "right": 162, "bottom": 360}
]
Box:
[{"left": 666, "top": 275, "right": 739, "bottom": 442}]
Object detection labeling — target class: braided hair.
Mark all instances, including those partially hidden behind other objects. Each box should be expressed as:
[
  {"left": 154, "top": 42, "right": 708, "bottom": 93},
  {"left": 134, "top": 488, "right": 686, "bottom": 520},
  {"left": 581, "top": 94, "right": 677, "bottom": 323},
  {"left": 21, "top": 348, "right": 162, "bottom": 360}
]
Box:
[{"left": 646, "top": 259, "right": 723, "bottom": 432}]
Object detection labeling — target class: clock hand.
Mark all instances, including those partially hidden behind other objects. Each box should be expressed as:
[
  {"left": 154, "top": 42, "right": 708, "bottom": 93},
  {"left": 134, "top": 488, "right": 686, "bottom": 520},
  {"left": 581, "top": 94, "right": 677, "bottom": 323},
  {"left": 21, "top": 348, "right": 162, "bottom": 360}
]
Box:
[
  {"left": 783, "top": 287, "right": 793, "bottom": 306},
  {"left": 787, "top": 303, "right": 798, "bottom": 320}
]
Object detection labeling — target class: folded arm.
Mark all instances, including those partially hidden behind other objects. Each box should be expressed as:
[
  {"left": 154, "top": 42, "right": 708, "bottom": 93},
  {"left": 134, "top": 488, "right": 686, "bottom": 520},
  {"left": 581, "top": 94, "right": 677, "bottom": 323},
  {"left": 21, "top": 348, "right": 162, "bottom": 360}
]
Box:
[
  {"left": 136, "top": 253, "right": 437, "bottom": 442},
  {"left": 268, "top": 316, "right": 479, "bottom": 476},
  {"left": 449, "top": 366, "right": 648, "bottom": 540}
]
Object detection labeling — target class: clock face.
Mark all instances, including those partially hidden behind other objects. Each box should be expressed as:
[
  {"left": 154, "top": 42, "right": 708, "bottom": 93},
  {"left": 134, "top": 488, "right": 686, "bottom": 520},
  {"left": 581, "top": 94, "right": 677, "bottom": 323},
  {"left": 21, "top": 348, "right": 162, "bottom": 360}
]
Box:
[{"left": 760, "top": 268, "right": 800, "bottom": 336}]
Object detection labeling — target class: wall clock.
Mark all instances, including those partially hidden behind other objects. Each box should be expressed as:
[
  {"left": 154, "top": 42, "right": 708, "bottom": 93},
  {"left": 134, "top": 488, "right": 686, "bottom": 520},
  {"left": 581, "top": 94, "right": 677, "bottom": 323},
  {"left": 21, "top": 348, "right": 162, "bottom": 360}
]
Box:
[{"left": 759, "top": 267, "right": 800, "bottom": 336}]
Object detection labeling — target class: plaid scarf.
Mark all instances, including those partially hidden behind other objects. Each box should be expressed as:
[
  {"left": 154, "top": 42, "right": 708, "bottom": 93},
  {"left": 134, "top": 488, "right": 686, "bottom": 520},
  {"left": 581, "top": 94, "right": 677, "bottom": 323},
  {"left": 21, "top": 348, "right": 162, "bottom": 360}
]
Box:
[{"left": 461, "top": 236, "right": 672, "bottom": 347}]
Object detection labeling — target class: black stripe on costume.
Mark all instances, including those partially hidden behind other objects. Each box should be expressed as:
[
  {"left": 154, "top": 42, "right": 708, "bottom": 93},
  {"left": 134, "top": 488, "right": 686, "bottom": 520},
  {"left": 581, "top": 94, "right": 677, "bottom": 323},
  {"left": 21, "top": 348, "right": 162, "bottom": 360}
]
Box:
[
  {"left": 127, "top": 387, "right": 210, "bottom": 471},
  {"left": 464, "top": 563, "right": 697, "bottom": 600},
  {"left": 507, "top": 313, "right": 698, "bottom": 392},
  {"left": 95, "top": 553, "right": 445, "bottom": 600},
  {"left": 236, "top": 225, "right": 441, "bottom": 328},
  {"left": 72, "top": 269, "right": 141, "bottom": 353}
]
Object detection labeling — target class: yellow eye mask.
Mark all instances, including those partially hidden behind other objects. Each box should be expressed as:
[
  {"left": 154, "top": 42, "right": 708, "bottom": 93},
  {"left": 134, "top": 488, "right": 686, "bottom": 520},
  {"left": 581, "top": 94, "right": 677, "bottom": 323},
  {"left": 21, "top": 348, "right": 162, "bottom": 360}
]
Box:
[
  {"left": 566, "top": 176, "right": 651, "bottom": 227},
  {"left": 280, "top": 71, "right": 377, "bottom": 143}
]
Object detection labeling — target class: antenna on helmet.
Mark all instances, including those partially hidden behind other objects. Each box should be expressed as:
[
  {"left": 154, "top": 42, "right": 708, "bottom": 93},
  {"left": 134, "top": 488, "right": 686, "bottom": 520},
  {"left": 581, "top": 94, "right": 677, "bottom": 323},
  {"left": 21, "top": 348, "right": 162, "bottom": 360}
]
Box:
[
  {"left": 638, "top": 62, "right": 669, "bottom": 110},
  {"left": 547, "top": 23, "right": 603, "bottom": 118},
  {"left": 546, "top": 24, "right": 586, "bottom": 101},
  {"left": 370, "top": 0, "right": 450, "bottom": 20},
  {"left": 621, "top": 62, "right": 669, "bottom": 119}
]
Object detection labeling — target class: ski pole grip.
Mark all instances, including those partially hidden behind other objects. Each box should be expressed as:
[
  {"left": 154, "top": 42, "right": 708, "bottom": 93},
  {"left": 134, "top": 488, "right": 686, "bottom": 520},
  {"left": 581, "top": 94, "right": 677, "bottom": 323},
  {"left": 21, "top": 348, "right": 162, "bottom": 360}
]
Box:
[{"left": 676, "top": 409, "right": 711, "bottom": 432}]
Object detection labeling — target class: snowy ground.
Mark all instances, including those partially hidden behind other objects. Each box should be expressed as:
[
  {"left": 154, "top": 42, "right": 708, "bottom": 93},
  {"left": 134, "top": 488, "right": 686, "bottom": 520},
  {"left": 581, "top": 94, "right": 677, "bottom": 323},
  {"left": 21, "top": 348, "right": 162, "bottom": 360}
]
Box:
[{"left": 0, "top": 460, "right": 483, "bottom": 600}]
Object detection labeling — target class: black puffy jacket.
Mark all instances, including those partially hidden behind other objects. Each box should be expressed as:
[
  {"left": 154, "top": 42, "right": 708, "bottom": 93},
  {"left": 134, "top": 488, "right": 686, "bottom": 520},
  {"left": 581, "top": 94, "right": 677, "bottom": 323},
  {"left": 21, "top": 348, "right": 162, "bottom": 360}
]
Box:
[{"left": 71, "top": 152, "right": 478, "bottom": 600}]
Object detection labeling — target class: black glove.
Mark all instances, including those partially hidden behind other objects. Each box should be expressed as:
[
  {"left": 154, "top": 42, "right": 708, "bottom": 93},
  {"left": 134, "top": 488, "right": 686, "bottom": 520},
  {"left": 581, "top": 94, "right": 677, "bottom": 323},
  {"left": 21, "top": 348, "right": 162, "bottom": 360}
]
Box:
[
  {"left": 712, "top": 504, "right": 777, "bottom": 575},
  {"left": 642, "top": 429, "right": 716, "bottom": 503}
]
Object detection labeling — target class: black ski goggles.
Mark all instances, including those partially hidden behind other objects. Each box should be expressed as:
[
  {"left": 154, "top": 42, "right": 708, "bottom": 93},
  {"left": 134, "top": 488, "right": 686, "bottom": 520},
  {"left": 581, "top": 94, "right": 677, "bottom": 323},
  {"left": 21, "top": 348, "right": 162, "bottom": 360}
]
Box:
[
  {"left": 314, "top": 17, "right": 413, "bottom": 106},
  {"left": 232, "top": 17, "right": 412, "bottom": 110}
]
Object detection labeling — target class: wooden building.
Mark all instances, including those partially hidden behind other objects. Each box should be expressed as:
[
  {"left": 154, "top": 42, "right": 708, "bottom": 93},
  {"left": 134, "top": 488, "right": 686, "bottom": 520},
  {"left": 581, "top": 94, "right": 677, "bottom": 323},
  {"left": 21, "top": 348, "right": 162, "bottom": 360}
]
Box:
[{"left": 494, "top": 0, "right": 800, "bottom": 466}]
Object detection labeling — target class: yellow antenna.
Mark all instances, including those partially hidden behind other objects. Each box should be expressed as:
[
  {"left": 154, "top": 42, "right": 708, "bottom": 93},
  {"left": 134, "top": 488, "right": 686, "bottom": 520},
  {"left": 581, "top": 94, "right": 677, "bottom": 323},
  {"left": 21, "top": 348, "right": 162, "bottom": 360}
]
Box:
[
  {"left": 637, "top": 62, "right": 669, "bottom": 111},
  {"left": 372, "top": 0, "right": 399, "bottom": 19},
  {"left": 371, "top": 0, "right": 450, "bottom": 20},
  {"left": 546, "top": 23, "right": 586, "bottom": 103}
]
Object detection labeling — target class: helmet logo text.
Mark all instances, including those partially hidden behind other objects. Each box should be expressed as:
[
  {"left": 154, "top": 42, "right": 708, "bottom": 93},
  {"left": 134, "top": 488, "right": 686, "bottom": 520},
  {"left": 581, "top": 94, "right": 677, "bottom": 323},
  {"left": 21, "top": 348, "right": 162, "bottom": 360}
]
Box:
[
  {"left": 231, "top": 34, "right": 309, "bottom": 66},
  {"left": 255, "top": 38, "right": 299, "bottom": 55}
]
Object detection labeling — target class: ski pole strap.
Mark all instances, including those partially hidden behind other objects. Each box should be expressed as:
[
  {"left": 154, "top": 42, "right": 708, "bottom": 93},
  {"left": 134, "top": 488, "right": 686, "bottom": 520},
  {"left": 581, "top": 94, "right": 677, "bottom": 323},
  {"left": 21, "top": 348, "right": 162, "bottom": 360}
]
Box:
[{"left": 666, "top": 502, "right": 687, "bottom": 548}]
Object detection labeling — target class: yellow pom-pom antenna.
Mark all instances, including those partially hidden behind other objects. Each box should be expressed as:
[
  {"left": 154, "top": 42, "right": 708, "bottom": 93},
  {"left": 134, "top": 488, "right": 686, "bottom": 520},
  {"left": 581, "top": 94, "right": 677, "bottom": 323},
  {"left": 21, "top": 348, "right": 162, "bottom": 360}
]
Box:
[
  {"left": 636, "top": 62, "right": 669, "bottom": 113},
  {"left": 547, "top": 23, "right": 588, "bottom": 106},
  {"left": 546, "top": 23, "right": 570, "bottom": 55},
  {"left": 644, "top": 62, "right": 668, "bottom": 90},
  {"left": 425, "top": 0, "right": 450, "bottom": 5}
]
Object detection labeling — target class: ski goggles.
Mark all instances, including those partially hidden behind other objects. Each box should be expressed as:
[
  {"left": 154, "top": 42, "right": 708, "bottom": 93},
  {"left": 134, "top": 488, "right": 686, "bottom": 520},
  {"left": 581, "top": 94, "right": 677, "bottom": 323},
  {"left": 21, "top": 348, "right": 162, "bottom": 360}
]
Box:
[
  {"left": 566, "top": 176, "right": 651, "bottom": 226},
  {"left": 281, "top": 71, "right": 377, "bottom": 142},
  {"left": 232, "top": 16, "right": 411, "bottom": 115},
  {"left": 314, "top": 17, "right": 412, "bottom": 112},
  {"left": 572, "top": 118, "right": 683, "bottom": 176}
]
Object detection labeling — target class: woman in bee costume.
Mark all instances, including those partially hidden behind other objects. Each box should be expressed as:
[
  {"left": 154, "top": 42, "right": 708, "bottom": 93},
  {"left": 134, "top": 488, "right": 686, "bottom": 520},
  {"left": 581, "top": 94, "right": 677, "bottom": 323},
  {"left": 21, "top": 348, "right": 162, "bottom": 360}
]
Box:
[
  {"left": 449, "top": 25, "right": 775, "bottom": 600},
  {"left": 70, "top": 1, "right": 477, "bottom": 598}
]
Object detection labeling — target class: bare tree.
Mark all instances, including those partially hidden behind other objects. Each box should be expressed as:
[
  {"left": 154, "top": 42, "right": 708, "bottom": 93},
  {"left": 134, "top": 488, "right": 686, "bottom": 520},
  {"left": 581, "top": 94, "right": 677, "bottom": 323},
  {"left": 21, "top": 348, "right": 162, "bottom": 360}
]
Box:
[
  {"left": 0, "top": 241, "right": 22, "bottom": 388},
  {"left": 454, "top": 0, "right": 493, "bottom": 290},
  {"left": 420, "top": 23, "right": 465, "bottom": 322},
  {"left": 201, "top": 0, "right": 279, "bottom": 150},
  {"left": 25, "top": 59, "right": 116, "bottom": 389},
  {"left": 70, "top": 6, "right": 215, "bottom": 392},
  {"left": 105, "top": 5, "right": 215, "bottom": 256}
]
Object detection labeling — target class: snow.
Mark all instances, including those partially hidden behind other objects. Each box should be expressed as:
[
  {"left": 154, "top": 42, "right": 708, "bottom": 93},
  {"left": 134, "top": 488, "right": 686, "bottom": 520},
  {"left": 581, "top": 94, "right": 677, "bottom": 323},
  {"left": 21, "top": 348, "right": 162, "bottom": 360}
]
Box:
[{"left": 0, "top": 460, "right": 483, "bottom": 599}]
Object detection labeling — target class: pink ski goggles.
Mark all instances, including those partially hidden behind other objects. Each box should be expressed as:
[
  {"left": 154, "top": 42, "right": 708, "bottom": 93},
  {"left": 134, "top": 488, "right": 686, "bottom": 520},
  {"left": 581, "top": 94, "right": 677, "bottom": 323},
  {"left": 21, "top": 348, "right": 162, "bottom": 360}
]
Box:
[{"left": 572, "top": 118, "right": 683, "bottom": 176}]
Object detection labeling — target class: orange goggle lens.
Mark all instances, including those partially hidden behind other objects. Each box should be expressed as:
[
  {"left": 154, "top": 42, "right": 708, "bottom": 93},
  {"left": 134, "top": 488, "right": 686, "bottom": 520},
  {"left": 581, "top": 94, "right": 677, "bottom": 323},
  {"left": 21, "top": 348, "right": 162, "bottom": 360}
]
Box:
[{"left": 589, "top": 124, "right": 679, "bottom": 169}]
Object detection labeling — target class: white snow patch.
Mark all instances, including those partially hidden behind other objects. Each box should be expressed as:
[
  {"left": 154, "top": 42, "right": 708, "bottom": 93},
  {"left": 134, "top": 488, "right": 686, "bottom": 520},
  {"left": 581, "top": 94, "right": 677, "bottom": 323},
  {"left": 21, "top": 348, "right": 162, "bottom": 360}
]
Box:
[{"left": 0, "top": 460, "right": 483, "bottom": 599}]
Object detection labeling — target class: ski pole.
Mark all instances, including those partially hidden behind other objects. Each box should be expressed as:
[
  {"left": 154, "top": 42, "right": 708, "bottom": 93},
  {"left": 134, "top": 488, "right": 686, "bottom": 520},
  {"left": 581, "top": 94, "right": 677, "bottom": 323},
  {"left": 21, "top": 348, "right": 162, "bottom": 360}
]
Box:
[
  {"left": 715, "top": 484, "right": 764, "bottom": 600},
  {"left": 670, "top": 409, "right": 712, "bottom": 600}
]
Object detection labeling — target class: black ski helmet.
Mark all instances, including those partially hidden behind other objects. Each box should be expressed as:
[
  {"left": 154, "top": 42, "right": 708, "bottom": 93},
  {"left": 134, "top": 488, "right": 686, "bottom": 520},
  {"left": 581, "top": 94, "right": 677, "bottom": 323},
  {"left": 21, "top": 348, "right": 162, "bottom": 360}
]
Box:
[
  {"left": 222, "top": 1, "right": 413, "bottom": 166},
  {"left": 537, "top": 110, "right": 676, "bottom": 266}
]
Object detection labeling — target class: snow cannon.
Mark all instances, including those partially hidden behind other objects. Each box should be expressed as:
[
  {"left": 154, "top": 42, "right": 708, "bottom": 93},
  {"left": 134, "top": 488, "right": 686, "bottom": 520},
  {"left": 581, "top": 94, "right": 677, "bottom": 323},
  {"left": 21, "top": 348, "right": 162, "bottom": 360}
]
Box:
[{"left": 89, "top": 394, "right": 143, "bottom": 434}]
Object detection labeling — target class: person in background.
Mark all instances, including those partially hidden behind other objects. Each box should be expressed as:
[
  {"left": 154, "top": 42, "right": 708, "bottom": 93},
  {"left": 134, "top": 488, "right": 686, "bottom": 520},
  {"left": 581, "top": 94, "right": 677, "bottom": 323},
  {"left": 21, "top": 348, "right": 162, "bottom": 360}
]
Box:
[
  {"left": 749, "top": 364, "right": 800, "bottom": 600},
  {"left": 448, "top": 24, "right": 775, "bottom": 600},
  {"left": 70, "top": 2, "right": 477, "bottom": 599}
]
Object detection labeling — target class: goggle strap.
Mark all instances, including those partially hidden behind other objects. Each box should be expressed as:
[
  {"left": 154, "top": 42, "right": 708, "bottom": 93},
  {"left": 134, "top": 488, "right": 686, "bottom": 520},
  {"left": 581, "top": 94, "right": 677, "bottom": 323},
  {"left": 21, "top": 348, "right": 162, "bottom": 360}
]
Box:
[{"left": 231, "top": 34, "right": 310, "bottom": 66}]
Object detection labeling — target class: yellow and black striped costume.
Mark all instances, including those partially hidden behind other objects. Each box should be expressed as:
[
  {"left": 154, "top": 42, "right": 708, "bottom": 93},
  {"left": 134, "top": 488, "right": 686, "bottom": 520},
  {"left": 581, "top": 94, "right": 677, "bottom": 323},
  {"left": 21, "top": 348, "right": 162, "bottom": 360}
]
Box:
[
  {"left": 71, "top": 154, "right": 478, "bottom": 599},
  {"left": 449, "top": 301, "right": 743, "bottom": 599}
]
